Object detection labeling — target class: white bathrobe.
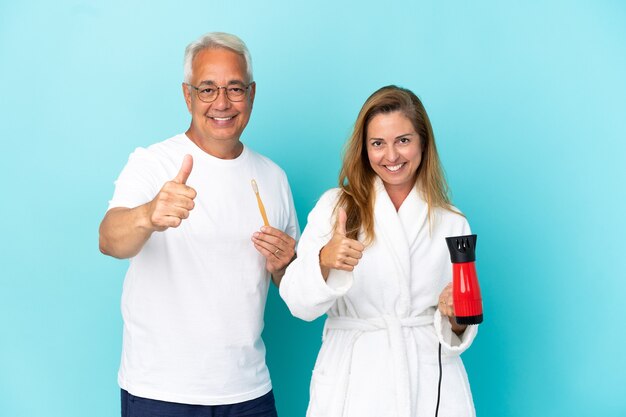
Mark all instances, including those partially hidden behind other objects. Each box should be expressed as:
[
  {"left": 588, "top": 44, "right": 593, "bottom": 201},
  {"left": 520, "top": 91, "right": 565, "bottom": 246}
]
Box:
[{"left": 280, "top": 178, "right": 478, "bottom": 417}]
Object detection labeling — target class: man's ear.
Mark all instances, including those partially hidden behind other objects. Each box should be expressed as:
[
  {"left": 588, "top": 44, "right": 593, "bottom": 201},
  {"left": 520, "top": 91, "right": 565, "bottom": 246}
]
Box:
[
  {"left": 182, "top": 83, "right": 192, "bottom": 113},
  {"left": 248, "top": 82, "right": 256, "bottom": 105}
]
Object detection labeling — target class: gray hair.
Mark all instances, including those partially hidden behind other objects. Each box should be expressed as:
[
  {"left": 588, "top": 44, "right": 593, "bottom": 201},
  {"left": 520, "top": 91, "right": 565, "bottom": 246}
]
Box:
[{"left": 183, "top": 32, "right": 253, "bottom": 84}]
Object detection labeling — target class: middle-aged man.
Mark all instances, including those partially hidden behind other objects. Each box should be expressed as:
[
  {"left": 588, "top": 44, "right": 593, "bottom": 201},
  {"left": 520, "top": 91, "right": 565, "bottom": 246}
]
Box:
[{"left": 99, "top": 32, "right": 299, "bottom": 417}]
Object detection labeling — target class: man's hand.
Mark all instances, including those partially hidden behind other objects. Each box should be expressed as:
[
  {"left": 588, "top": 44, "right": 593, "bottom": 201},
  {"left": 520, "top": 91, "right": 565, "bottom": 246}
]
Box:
[
  {"left": 99, "top": 155, "right": 196, "bottom": 259},
  {"left": 147, "top": 154, "right": 197, "bottom": 231},
  {"left": 319, "top": 208, "right": 364, "bottom": 280},
  {"left": 252, "top": 227, "right": 296, "bottom": 286}
]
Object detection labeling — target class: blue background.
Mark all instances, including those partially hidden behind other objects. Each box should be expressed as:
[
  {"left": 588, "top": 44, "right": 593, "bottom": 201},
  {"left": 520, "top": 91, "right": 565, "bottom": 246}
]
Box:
[{"left": 1, "top": 1, "right": 625, "bottom": 416}]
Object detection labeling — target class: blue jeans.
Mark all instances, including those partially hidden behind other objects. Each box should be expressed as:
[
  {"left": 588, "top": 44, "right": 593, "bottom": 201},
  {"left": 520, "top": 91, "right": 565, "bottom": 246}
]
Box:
[{"left": 121, "top": 389, "right": 278, "bottom": 417}]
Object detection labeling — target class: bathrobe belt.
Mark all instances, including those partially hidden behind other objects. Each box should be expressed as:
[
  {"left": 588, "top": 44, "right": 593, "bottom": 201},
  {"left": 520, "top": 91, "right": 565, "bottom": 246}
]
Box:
[{"left": 323, "top": 313, "right": 435, "bottom": 417}]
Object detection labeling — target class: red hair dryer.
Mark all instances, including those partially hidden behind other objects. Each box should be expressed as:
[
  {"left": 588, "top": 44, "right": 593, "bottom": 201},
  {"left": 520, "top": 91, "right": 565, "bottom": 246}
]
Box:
[{"left": 446, "top": 234, "right": 483, "bottom": 325}]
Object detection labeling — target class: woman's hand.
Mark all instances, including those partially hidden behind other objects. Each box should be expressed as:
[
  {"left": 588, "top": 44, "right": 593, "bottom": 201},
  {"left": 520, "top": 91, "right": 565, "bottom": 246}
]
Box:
[
  {"left": 438, "top": 282, "right": 468, "bottom": 335},
  {"left": 319, "top": 208, "right": 364, "bottom": 280}
]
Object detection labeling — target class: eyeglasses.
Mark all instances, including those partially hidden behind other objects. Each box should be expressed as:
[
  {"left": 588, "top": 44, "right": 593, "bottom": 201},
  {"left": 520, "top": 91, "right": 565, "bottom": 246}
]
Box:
[{"left": 186, "top": 82, "right": 253, "bottom": 103}]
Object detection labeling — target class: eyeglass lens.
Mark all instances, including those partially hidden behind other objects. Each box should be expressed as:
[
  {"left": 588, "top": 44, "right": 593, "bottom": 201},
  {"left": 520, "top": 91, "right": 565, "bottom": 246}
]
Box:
[{"left": 196, "top": 83, "right": 248, "bottom": 102}]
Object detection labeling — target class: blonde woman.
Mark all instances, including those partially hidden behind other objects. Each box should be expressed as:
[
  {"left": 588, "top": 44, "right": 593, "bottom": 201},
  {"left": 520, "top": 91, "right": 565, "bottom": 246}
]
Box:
[{"left": 280, "top": 86, "right": 479, "bottom": 417}]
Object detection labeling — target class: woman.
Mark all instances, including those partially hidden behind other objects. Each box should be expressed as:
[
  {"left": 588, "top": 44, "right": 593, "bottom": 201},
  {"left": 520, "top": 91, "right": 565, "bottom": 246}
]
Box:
[{"left": 280, "top": 85, "right": 478, "bottom": 417}]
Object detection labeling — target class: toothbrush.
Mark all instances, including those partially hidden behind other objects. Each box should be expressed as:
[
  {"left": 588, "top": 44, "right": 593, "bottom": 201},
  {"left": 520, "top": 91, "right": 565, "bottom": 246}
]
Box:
[{"left": 251, "top": 179, "right": 270, "bottom": 227}]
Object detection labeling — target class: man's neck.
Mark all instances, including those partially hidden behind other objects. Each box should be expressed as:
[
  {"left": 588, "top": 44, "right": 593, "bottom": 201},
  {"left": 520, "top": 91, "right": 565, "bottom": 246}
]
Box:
[{"left": 185, "top": 129, "right": 244, "bottom": 160}]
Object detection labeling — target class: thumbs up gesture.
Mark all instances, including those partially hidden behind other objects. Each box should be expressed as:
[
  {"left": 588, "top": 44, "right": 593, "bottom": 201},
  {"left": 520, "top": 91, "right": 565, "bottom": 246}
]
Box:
[
  {"left": 319, "top": 208, "right": 365, "bottom": 280},
  {"left": 147, "top": 154, "right": 197, "bottom": 231}
]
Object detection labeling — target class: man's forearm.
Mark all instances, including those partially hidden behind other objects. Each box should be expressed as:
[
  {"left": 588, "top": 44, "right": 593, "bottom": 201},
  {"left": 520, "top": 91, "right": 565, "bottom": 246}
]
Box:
[
  {"left": 270, "top": 253, "right": 297, "bottom": 287},
  {"left": 99, "top": 205, "right": 155, "bottom": 259},
  {"left": 271, "top": 267, "right": 287, "bottom": 287}
]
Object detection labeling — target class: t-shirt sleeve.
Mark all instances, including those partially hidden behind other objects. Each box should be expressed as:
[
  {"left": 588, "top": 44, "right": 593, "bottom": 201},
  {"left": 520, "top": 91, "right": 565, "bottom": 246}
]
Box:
[
  {"left": 279, "top": 171, "right": 301, "bottom": 241},
  {"left": 107, "top": 147, "right": 162, "bottom": 211}
]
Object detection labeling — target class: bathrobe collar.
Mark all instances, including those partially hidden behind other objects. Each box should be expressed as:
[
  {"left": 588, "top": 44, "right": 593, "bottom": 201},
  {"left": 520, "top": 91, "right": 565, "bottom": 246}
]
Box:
[{"left": 373, "top": 177, "right": 429, "bottom": 314}]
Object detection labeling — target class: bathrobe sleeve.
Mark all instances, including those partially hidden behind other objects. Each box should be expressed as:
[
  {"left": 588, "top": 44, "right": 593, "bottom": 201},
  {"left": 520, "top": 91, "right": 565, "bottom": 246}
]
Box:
[
  {"left": 433, "top": 215, "right": 479, "bottom": 355},
  {"left": 433, "top": 309, "right": 478, "bottom": 354},
  {"left": 279, "top": 189, "right": 354, "bottom": 322}
]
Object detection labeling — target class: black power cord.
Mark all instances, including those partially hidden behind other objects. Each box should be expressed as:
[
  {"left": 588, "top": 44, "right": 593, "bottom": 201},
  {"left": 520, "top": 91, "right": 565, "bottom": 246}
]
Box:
[{"left": 435, "top": 342, "right": 442, "bottom": 417}]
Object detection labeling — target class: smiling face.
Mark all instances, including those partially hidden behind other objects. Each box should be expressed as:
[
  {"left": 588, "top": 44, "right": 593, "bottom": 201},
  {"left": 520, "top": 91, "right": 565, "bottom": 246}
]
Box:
[
  {"left": 183, "top": 47, "right": 255, "bottom": 155},
  {"left": 366, "top": 111, "right": 423, "bottom": 200}
]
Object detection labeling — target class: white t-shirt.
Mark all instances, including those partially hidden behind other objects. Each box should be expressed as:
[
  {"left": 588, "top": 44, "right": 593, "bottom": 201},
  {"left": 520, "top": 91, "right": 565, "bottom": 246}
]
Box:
[{"left": 108, "top": 133, "right": 300, "bottom": 405}]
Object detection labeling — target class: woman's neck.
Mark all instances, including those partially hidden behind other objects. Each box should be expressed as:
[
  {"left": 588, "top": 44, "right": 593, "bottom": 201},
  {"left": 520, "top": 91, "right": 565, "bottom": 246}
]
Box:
[{"left": 384, "top": 183, "right": 414, "bottom": 211}]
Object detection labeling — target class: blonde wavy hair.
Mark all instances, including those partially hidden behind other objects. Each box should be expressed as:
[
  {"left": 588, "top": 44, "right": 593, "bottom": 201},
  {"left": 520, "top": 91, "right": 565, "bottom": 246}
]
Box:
[{"left": 336, "top": 85, "right": 455, "bottom": 244}]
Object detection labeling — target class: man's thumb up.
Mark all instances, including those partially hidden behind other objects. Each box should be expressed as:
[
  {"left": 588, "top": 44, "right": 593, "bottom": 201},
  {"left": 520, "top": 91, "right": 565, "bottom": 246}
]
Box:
[{"left": 173, "top": 154, "right": 193, "bottom": 184}]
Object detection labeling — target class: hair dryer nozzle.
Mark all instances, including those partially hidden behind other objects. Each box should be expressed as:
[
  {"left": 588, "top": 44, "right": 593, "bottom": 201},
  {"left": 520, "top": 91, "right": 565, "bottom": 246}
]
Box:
[{"left": 446, "top": 234, "right": 477, "bottom": 263}]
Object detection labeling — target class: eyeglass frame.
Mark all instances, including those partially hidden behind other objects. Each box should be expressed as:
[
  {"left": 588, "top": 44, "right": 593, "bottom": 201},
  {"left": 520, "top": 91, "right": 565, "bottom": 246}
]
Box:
[{"left": 185, "top": 81, "right": 254, "bottom": 103}]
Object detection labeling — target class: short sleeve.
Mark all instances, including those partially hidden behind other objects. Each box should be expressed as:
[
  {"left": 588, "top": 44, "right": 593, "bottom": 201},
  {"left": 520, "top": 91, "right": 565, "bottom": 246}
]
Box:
[
  {"left": 280, "top": 171, "right": 301, "bottom": 241},
  {"left": 108, "top": 148, "right": 162, "bottom": 211}
]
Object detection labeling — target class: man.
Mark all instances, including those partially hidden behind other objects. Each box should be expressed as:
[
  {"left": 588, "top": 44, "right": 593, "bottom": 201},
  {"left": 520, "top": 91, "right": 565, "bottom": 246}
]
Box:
[{"left": 99, "top": 32, "right": 299, "bottom": 417}]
